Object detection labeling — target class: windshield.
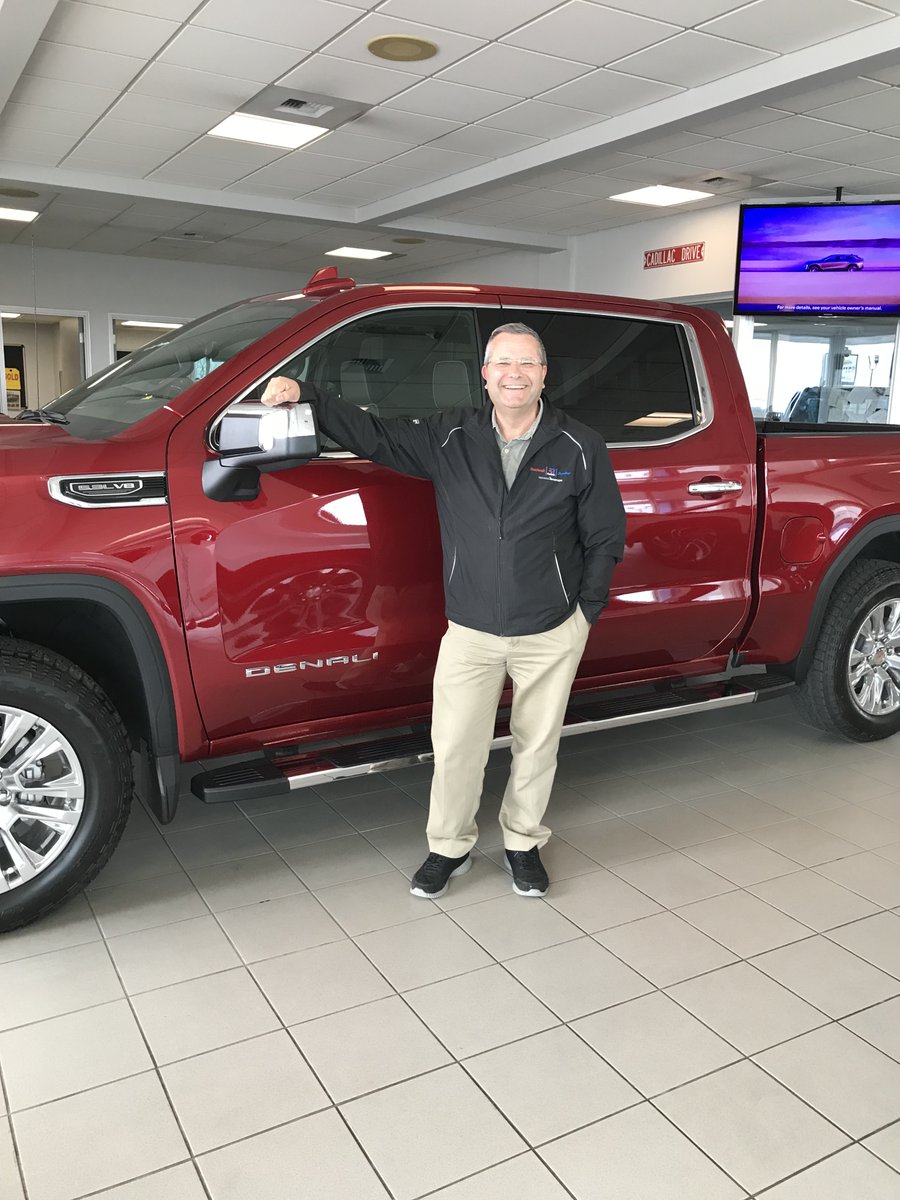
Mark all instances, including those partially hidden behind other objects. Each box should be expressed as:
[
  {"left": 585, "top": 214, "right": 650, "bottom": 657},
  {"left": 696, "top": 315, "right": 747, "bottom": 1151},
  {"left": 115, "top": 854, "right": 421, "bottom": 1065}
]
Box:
[{"left": 41, "top": 296, "right": 314, "bottom": 439}]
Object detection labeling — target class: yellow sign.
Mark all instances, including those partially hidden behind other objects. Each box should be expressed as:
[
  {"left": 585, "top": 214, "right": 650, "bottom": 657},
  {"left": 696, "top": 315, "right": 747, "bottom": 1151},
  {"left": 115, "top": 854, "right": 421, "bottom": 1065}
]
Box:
[{"left": 5, "top": 367, "right": 20, "bottom": 389}]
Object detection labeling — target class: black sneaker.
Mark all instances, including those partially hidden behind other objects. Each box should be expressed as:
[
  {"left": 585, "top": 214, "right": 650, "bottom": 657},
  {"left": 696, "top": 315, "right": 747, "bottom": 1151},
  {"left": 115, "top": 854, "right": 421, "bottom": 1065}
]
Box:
[
  {"left": 409, "top": 852, "right": 471, "bottom": 899},
  {"left": 505, "top": 847, "right": 549, "bottom": 897}
]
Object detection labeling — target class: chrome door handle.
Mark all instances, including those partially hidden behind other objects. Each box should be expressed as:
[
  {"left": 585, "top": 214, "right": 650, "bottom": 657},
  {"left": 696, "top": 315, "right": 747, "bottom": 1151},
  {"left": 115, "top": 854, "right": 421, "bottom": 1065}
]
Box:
[{"left": 688, "top": 480, "right": 743, "bottom": 495}]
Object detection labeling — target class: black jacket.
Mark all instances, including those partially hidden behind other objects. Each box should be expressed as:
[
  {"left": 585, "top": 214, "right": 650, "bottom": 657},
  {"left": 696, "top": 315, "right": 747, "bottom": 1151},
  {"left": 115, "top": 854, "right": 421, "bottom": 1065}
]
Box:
[{"left": 306, "top": 384, "right": 626, "bottom": 637}]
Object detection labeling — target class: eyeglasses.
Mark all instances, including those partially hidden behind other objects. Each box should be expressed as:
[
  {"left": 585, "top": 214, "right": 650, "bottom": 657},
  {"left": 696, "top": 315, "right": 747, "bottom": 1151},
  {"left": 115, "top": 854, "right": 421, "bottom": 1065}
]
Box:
[{"left": 487, "top": 357, "right": 543, "bottom": 368}]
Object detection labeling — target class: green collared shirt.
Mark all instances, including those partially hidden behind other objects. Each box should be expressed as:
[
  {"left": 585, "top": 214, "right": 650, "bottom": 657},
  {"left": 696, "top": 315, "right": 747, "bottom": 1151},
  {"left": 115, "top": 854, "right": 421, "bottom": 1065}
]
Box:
[{"left": 492, "top": 399, "right": 543, "bottom": 490}]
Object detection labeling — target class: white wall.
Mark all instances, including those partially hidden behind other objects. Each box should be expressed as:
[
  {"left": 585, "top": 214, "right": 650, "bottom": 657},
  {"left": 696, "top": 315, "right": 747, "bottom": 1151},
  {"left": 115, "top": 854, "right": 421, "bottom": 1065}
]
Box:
[{"left": 395, "top": 247, "right": 572, "bottom": 291}]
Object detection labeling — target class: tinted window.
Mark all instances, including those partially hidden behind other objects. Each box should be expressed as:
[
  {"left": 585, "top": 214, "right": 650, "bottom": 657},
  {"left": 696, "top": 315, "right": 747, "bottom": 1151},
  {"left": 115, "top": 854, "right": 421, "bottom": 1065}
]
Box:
[{"left": 482, "top": 309, "right": 699, "bottom": 444}]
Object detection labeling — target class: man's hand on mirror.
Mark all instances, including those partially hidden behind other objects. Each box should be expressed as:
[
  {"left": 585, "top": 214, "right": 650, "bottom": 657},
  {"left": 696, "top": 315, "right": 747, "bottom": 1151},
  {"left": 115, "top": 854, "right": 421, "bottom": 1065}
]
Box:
[{"left": 261, "top": 376, "right": 301, "bottom": 407}]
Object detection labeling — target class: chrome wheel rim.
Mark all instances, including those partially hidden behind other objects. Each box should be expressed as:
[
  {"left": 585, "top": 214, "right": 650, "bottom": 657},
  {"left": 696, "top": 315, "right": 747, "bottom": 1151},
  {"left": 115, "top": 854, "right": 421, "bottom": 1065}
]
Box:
[
  {"left": 0, "top": 706, "right": 85, "bottom": 892},
  {"left": 847, "top": 598, "right": 900, "bottom": 717}
]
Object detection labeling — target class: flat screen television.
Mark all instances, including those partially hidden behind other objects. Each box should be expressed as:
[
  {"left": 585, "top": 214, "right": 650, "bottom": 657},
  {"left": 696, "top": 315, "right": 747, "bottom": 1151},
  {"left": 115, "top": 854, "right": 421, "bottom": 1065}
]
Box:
[{"left": 734, "top": 201, "right": 900, "bottom": 316}]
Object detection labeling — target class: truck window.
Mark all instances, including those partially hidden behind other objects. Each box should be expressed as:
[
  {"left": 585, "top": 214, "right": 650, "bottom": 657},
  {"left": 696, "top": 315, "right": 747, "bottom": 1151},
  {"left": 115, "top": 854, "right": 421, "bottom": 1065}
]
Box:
[{"left": 483, "top": 309, "right": 699, "bottom": 444}]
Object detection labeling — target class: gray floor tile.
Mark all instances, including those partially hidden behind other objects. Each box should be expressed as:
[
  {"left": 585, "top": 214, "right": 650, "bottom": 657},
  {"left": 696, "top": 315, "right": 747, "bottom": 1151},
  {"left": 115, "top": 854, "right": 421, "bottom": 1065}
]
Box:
[
  {"left": 693, "top": 754, "right": 794, "bottom": 792},
  {"left": 314, "top": 870, "right": 439, "bottom": 935},
  {"left": 280, "top": 833, "right": 393, "bottom": 890},
  {"left": 119, "top": 804, "right": 160, "bottom": 846},
  {"left": 132, "top": 967, "right": 280, "bottom": 1065},
  {"left": 667, "top": 961, "right": 828, "bottom": 1054},
  {"left": 164, "top": 818, "right": 274, "bottom": 868},
  {"left": 504, "top": 936, "right": 653, "bottom": 1021},
  {"left": 13, "top": 1072, "right": 187, "bottom": 1200},
  {"left": 748, "top": 869, "right": 880, "bottom": 932},
  {"left": 87, "top": 837, "right": 183, "bottom": 890},
  {"left": 865, "top": 1121, "right": 900, "bottom": 1173},
  {"left": 557, "top": 817, "right": 669, "bottom": 866},
  {"left": 405, "top": 964, "right": 558, "bottom": 1058},
  {"left": 742, "top": 776, "right": 850, "bottom": 819},
  {"left": 816, "top": 851, "right": 900, "bottom": 907},
  {"left": 675, "top": 890, "right": 811, "bottom": 958},
  {"left": 84, "top": 1164, "right": 208, "bottom": 1199},
  {"left": 877, "top": 839, "right": 900, "bottom": 864},
  {"left": 466, "top": 1025, "right": 640, "bottom": 1145},
  {"left": 540, "top": 1101, "right": 747, "bottom": 1200},
  {"left": 686, "top": 789, "right": 793, "bottom": 832},
  {"left": 682, "top": 834, "right": 798, "bottom": 886},
  {"left": 827, "top": 910, "right": 900, "bottom": 977},
  {"left": 0, "top": 999, "right": 151, "bottom": 1112},
  {"left": 749, "top": 820, "right": 863, "bottom": 866},
  {"left": 291, "top": 995, "right": 451, "bottom": 1102},
  {"left": 799, "top": 766, "right": 895, "bottom": 805},
  {"left": 187, "top": 853, "right": 307, "bottom": 911},
  {"left": 543, "top": 866, "right": 663, "bottom": 932},
  {"left": 844, "top": 996, "right": 900, "bottom": 1061},
  {"left": 483, "top": 838, "right": 604, "bottom": 881},
  {"left": 807, "top": 805, "right": 900, "bottom": 850},
  {"left": 88, "top": 872, "right": 208, "bottom": 938},
  {"left": 656, "top": 1060, "right": 849, "bottom": 1195},
  {"left": 0, "top": 942, "right": 122, "bottom": 1032},
  {"left": 107, "top": 915, "right": 240, "bottom": 994},
  {"left": 540, "top": 788, "right": 613, "bottom": 829},
  {"left": 162, "top": 1030, "right": 329, "bottom": 1153},
  {"left": 623, "top": 804, "right": 734, "bottom": 849},
  {"left": 342, "top": 1065, "right": 525, "bottom": 1200},
  {"left": 330, "top": 788, "right": 426, "bottom": 830},
  {"left": 251, "top": 940, "right": 393, "bottom": 1025},
  {"left": 860, "top": 791, "right": 900, "bottom": 821},
  {"left": 249, "top": 800, "right": 354, "bottom": 849},
  {"left": 610, "top": 851, "right": 734, "bottom": 908},
  {"left": 355, "top": 913, "right": 492, "bottom": 991},
  {"left": 620, "top": 764, "right": 726, "bottom": 802},
  {"left": 449, "top": 893, "right": 582, "bottom": 960},
  {"left": 760, "top": 1145, "right": 900, "bottom": 1200},
  {"left": 595, "top": 911, "right": 737, "bottom": 987},
  {"left": 574, "top": 991, "right": 741, "bottom": 1097},
  {"left": 0, "top": 895, "right": 100, "bottom": 965},
  {"left": 364, "top": 818, "right": 432, "bottom": 869},
  {"left": 755, "top": 1024, "right": 900, "bottom": 1138},
  {"left": 151, "top": 793, "right": 241, "bottom": 833},
  {"left": 425, "top": 1153, "right": 572, "bottom": 1200},
  {"left": 576, "top": 775, "right": 678, "bottom": 816},
  {"left": 433, "top": 852, "right": 515, "bottom": 910},
  {"left": 0, "top": 1118, "right": 24, "bottom": 1200},
  {"left": 214, "top": 892, "right": 345, "bottom": 963},
  {"left": 198, "top": 1109, "right": 389, "bottom": 1200},
  {"left": 319, "top": 773, "right": 407, "bottom": 801},
  {"left": 752, "top": 935, "right": 900, "bottom": 1018}
]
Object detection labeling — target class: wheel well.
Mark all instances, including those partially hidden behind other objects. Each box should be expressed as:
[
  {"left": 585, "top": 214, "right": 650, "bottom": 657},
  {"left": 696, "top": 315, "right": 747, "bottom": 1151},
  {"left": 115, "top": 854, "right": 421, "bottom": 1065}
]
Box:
[{"left": 856, "top": 531, "right": 900, "bottom": 566}]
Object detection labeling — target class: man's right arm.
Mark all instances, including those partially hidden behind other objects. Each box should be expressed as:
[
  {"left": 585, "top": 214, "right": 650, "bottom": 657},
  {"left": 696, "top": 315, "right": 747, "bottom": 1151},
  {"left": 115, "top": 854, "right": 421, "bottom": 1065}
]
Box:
[{"left": 261, "top": 376, "right": 435, "bottom": 479}]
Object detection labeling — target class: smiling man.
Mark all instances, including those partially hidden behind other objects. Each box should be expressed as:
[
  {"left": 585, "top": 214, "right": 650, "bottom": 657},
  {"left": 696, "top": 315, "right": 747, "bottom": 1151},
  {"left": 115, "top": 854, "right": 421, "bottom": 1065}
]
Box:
[{"left": 261, "top": 323, "right": 625, "bottom": 899}]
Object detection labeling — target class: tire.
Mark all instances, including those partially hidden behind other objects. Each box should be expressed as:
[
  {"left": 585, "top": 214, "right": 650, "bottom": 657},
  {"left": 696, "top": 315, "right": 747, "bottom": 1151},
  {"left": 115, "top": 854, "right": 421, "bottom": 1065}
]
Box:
[
  {"left": 0, "top": 638, "right": 132, "bottom": 932},
  {"left": 794, "top": 558, "right": 900, "bottom": 741}
]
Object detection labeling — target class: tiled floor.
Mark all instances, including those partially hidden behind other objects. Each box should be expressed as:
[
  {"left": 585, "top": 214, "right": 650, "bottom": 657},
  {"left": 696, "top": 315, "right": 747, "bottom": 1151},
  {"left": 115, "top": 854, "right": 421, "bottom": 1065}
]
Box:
[{"left": 2, "top": 698, "right": 900, "bottom": 1199}]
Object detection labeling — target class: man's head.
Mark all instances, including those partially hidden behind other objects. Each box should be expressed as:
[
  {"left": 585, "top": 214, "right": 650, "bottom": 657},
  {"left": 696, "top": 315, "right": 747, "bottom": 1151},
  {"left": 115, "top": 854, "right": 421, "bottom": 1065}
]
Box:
[{"left": 481, "top": 323, "right": 547, "bottom": 422}]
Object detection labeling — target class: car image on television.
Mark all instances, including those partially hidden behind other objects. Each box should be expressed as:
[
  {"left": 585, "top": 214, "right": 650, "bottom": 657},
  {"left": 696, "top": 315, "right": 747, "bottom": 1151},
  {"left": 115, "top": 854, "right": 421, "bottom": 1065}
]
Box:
[{"left": 803, "top": 253, "right": 864, "bottom": 271}]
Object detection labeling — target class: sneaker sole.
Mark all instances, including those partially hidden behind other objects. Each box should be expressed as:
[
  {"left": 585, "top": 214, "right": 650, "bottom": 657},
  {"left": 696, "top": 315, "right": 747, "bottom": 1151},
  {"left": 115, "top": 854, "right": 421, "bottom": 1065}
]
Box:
[
  {"left": 409, "top": 855, "right": 472, "bottom": 899},
  {"left": 503, "top": 858, "right": 548, "bottom": 897}
]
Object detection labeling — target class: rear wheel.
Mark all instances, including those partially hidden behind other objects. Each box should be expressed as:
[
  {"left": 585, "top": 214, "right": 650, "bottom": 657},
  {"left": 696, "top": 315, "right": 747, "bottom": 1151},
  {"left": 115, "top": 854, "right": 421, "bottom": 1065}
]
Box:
[
  {"left": 794, "top": 558, "right": 900, "bottom": 741},
  {"left": 0, "top": 639, "right": 132, "bottom": 931}
]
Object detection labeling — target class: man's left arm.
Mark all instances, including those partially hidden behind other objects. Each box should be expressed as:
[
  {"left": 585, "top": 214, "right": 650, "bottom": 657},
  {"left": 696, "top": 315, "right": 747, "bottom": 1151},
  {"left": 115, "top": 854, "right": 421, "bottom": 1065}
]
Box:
[{"left": 576, "top": 439, "right": 626, "bottom": 624}]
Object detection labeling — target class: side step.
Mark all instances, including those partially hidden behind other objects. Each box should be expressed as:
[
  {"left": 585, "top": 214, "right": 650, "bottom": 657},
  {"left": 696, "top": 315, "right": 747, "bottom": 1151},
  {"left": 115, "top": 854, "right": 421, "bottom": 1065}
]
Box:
[{"left": 191, "top": 673, "right": 794, "bottom": 804}]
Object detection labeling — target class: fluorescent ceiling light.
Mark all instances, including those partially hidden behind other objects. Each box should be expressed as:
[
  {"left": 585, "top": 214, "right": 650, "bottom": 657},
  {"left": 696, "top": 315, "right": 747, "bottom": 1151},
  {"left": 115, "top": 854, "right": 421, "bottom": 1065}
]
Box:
[
  {"left": 609, "top": 186, "right": 713, "bottom": 206},
  {"left": 121, "top": 320, "right": 182, "bottom": 330},
  {"left": 326, "top": 246, "right": 392, "bottom": 260},
  {"left": 0, "top": 312, "right": 20, "bottom": 319},
  {"left": 0, "top": 207, "right": 38, "bottom": 222},
  {"left": 207, "top": 113, "right": 327, "bottom": 150}
]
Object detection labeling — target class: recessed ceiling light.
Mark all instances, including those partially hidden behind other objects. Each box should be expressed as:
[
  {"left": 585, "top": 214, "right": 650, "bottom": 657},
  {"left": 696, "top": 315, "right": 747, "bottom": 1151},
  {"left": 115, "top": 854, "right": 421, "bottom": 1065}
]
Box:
[
  {"left": 208, "top": 113, "right": 328, "bottom": 150},
  {"left": 326, "top": 247, "right": 392, "bottom": 260},
  {"left": 609, "top": 185, "right": 714, "bottom": 206},
  {"left": 1, "top": 312, "right": 21, "bottom": 319},
  {"left": 0, "top": 207, "right": 39, "bottom": 223},
  {"left": 392, "top": 236, "right": 426, "bottom": 245},
  {"left": 368, "top": 35, "right": 437, "bottom": 62},
  {"left": 120, "top": 320, "right": 183, "bottom": 330},
  {"left": 0, "top": 187, "right": 39, "bottom": 199}
]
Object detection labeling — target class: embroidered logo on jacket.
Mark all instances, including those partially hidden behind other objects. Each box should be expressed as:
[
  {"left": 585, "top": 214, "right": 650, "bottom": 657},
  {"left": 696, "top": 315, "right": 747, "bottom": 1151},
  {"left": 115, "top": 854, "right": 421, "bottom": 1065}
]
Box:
[{"left": 530, "top": 465, "right": 572, "bottom": 482}]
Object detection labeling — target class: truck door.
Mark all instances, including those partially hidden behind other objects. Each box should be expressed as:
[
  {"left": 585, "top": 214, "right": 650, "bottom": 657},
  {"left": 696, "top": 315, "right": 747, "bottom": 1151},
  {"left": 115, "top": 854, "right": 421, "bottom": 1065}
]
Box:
[
  {"left": 486, "top": 305, "right": 756, "bottom": 678},
  {"left": 166, "top": 303, "right": 491, "bottom": 743}
]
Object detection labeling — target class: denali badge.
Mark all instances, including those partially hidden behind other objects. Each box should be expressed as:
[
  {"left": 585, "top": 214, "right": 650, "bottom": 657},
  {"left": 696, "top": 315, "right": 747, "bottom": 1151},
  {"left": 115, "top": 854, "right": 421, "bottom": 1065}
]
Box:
[{"left": 245, "top": 651, "right": 379, "bottom": 677}]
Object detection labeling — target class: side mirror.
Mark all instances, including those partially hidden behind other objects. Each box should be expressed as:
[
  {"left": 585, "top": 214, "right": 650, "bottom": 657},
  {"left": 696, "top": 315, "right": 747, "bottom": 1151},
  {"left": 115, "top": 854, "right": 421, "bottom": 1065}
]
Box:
[{"left": 202, "top": 401, "right": 320, "bottom": 502}]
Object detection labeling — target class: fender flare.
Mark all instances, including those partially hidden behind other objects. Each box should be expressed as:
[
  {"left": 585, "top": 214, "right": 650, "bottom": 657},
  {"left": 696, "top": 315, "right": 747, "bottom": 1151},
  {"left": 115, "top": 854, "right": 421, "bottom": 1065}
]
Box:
[
  {"left": 0, "top": 573, "right": 181, "bottom": 820},
  {"left": 794, "top": 515, "right": 900, "bottom": 681}
]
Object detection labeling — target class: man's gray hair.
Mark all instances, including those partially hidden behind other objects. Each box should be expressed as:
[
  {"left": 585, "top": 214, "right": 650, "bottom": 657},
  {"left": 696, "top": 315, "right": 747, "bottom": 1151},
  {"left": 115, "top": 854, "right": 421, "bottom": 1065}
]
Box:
[{"left": 484, "top": 322, "right": 547, "bottom": 366}]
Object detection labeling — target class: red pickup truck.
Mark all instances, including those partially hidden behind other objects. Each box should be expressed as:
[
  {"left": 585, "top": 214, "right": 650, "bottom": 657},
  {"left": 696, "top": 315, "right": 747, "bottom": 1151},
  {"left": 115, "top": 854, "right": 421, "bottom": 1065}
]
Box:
[{"left": 2, "top": 267, "right": 900, "bottom": 931}]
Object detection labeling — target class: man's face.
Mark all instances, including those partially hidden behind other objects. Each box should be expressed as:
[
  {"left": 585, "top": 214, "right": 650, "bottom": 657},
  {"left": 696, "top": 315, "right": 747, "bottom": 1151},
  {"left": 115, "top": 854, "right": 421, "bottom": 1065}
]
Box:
[{"left": 481, "top": 333, "right": 547, "bottom": 419}]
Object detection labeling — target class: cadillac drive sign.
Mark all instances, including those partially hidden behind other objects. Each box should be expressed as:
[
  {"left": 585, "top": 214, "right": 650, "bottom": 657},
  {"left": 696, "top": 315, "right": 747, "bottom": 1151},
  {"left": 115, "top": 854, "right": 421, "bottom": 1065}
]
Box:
[{"left": 643, "top": 242, "right": 705, "bottom": 269}]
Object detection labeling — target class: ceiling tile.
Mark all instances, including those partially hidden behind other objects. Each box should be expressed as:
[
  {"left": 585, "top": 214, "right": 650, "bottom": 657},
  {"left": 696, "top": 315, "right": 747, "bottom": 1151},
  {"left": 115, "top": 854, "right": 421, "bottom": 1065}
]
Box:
[
  {"left": 160, "top": 27, "right": 305, "bottom": 83},
  {"left": 794, "top": 164, "right": 900, "bottom": 188},
  {"left": 351, "top": 160, "right": 446, "bottom": 186},
  {"left": 175, "top": 211, "right": 271, "bottom": 237},
  {"left": 75, "top": 227, "right": 161, "bottom": 254},
  {"left": 170, "top": 140, "right": 287, "bottom": 170},
  {"left": 238, "top": 217, "right": 325, "bottom": 243},
  {"left": 612, "top": 30, "right": 777, "bottom": 86},
  {"left": 767, "top": 75, "right": 889, "bottom": 113},
  {"left": 377, "top": 0, "right": 563, "bottom": 39},
  {"left": 149, "top": 157, "right": 257, "bottom": 187},
  {"left": 596, "top": 158, "right": 706, "bottom": 184},
  {"left": 307, "top": 130, "right": 415, "bottom": 162},
  {"left": 277, "top": 55, "right": 418, "bottom": 105},
  {"left": 25, "top": 40, "right": 144, "bottom": 89},
  {"left": 813, "top": 131, "right": 900, "bottom": 163},
  {"left": 659, "top": 139, "right": 775, "bottom": 168},
  {"left": 504, "top": 1, "right": 680, "bottom": 66},
  {"left": 0, "top": 129, "right": 78, "bottom": 163},
  {"left": 194, "top": 0, "right": 362, "bottom": 50},
  {"left": 349, "top": 108, "right": 461, "bottom": 144},
  {"left": 737, "top": 151, "right": 852, "bottom": 178},
  {"left": 10, "top": 74, "right": 119, "bottom": 116},
  {"left": 429, "top": 126, "right": 545, "bottom": 156},
  {"left": 130, "top": 63, "right": 262, "bottom": 110},
  {"left": 383, "top": 78, "right": 516, "bottom": 122},
  {"left": 684, "top": 106, "right": 790, "bottom": 137},
  {"left": 389, "top": 145, "right": 491, "bottom": 175},
  {"left": 864, "top": 64, "right": 900, "bottom": 85},
  {"left": 549, "top": 148, "right": 643, "bottom": 172},
  {"left": 109, "top": 93, "right": 232, "bottom": 134},
  {"left": 478, "top": 99, "right": 603, "bottom": 137},
  {"left": 620, "top": 130, "right": 711, "bottom": 155},
  {"left": 810, "top": 90, "right": 900, "bottom": 130},
  {"left": 305, "top": 180, "right": 400, "bottom": 202},
  {"left": 63, "top": 140, "right": 176, "bottom": 174},
  {"left": 109, "top": 206, "right": 206, "bottom": 230},
  {"left": 82, "top": 0, "right": 200, "bottom": 16},
  {"left": 0, "top": 103, "right": 97, "bottom": 139},
  {"left": 322, "top": 14, "right": 485, "bottom": 76},
  {"left": 541, "top": 68, "right": 682, "bottom": 114},
  {"left": 436, "top": 44, "right": 591, "bottom": 98},
  {"left": 754, "top": 180, "right": 833, "bottom": 195},
  {"left": 88, "top": 118, "right": 196, "bottom": 152},
  {"left": 700, "top": 0, "right": 890, "bottom": 53},
  {"left": 731, "top": 114, "right": 864, "bottom": 149},
  {"left": 42, "top": 2, "right": 179, "bottom": 57},
  {"left": 599, "top": 0, "right": 760, "bottom": 22}
]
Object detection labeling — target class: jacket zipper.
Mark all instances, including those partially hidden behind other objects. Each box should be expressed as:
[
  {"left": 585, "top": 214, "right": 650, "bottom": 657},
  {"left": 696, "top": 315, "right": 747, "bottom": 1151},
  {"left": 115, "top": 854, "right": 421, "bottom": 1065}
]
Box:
[{"left": 553, "top": 552, "right": 569, "bottom": 603}]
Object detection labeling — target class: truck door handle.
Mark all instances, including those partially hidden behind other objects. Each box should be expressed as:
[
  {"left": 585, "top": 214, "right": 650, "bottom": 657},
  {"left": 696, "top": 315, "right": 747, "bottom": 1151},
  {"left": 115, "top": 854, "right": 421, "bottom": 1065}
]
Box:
[{"left": 688, "top": 479, "right": 743, "bottom": 495}]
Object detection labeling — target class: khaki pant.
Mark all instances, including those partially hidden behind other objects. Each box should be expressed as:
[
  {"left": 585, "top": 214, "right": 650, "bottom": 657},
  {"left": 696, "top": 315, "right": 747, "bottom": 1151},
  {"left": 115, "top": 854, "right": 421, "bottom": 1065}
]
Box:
[{"left": 427, "top": 608, "right": 591, "bottom": 857}]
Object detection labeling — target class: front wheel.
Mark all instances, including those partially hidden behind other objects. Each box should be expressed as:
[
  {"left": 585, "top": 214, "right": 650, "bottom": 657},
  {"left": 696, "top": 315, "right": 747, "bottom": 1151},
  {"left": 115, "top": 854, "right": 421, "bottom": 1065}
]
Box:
[
  {"left": 794, "top": 558, "right": 900, "bottom": 741},
  {"left": 0, "top": 639, "right": 133, "bottom": 931}
]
